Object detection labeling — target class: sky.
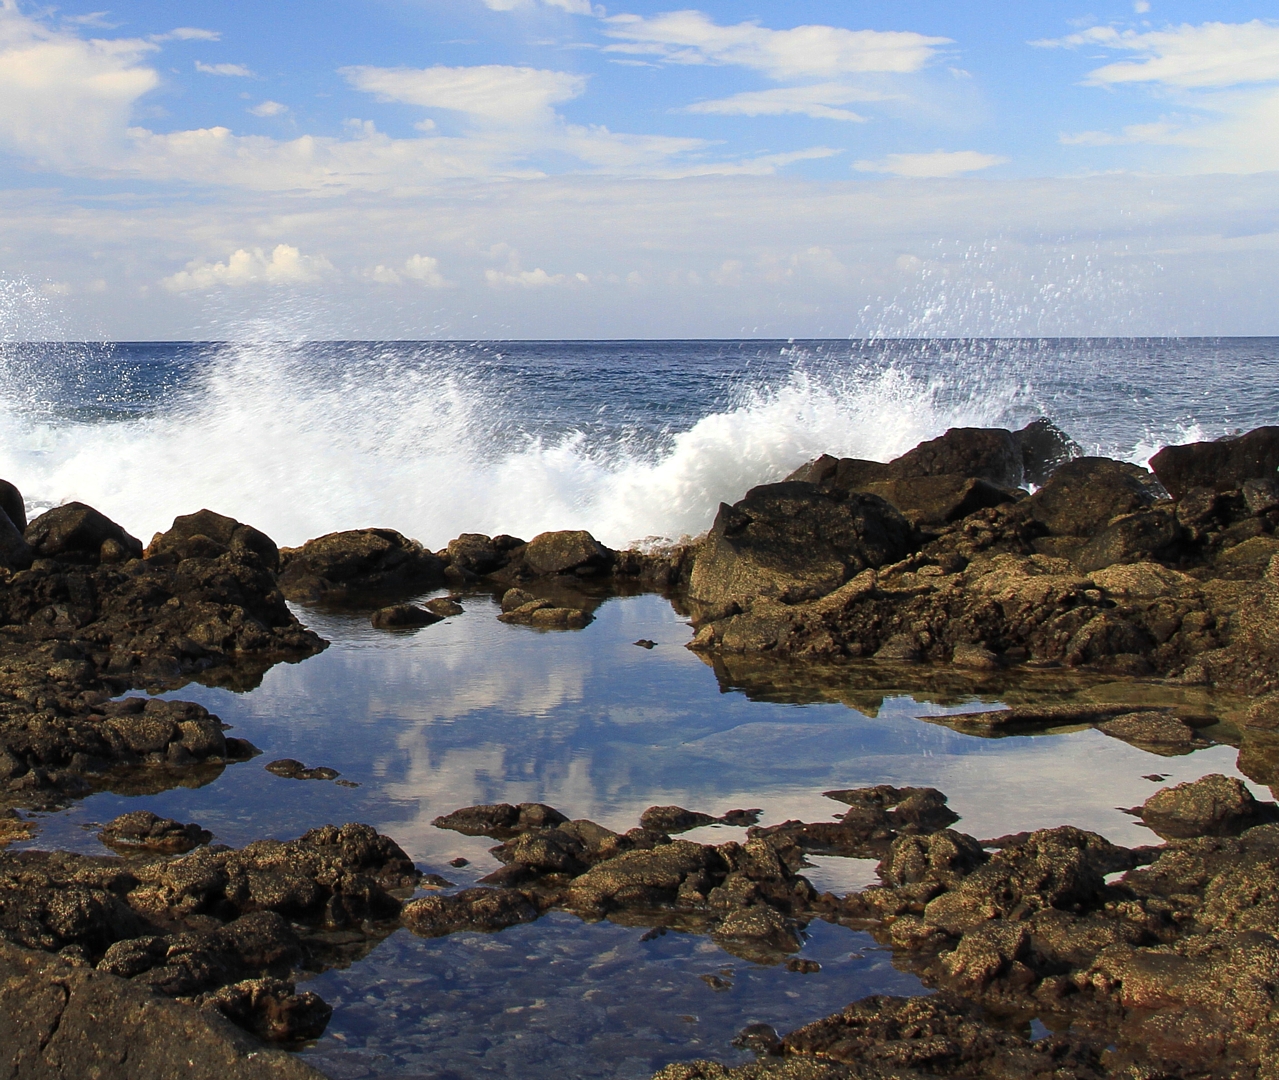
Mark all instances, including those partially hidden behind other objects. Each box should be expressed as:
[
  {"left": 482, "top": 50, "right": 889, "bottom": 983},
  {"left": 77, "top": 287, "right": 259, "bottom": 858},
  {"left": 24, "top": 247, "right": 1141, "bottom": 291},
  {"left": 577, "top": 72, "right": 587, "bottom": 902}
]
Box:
[{"left": 0, "top": 0, "right": 1278, "bottom": 339}]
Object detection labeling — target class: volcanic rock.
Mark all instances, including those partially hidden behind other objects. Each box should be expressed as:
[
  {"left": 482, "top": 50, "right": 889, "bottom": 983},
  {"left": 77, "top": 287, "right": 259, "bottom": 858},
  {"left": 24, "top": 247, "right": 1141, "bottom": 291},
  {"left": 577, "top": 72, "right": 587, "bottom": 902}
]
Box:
[
  {"left": 98, "top": 810, "right": 212, "bottom": 854},
  {"left": 0, "top": 478, "right": 27, "bottom": 532},
  {"left": 687, "top": 482, "right": 914, "bottom": 617},
  {"left": 277, "top": 528, "right": 445, "bottom": 602},
  {"left": 1150, "top": 425, "right": 1279, "bottom": 499},
  {"left": 147, "top": 510, "right": 279, "bottom": 572},
  {"left": 25, "top": 503, "right": 144, "bottom": 565},
  {"left": 1022, "top": 457, "right": 1162, "bottom": 538},
  {"left": 1138, "top": 773, "right": 1276, "bottom": 839},
  {"left": 522, "top": 530, "right": 614, "bottom": 576},
  {"left": 370, "top": 603, "right": 442, "bottom": 629},
  {"left": 401, "top": 888, "right": 539, "bottom": 936}
]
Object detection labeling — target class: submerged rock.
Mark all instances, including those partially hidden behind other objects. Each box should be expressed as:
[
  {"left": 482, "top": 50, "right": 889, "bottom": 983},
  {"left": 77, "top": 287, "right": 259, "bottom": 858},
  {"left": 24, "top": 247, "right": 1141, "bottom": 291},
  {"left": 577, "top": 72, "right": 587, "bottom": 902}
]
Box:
[
  {"left": 1138, "top": 773, "right": 1278, "bottom": 839},
  {"left": 370, "top": 603, "right": 442, "bottom": 629}
]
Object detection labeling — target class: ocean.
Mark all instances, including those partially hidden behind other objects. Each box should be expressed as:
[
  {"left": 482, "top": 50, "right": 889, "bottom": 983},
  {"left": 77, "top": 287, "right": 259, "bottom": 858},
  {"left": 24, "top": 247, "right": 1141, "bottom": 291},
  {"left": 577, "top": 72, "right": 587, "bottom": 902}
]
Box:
[
  {"left": 4, "top": 338, "right": 1277, "bottom": 1079},
  {"left": 3, "top": 338, "right": 1277, "bottom": 551}
]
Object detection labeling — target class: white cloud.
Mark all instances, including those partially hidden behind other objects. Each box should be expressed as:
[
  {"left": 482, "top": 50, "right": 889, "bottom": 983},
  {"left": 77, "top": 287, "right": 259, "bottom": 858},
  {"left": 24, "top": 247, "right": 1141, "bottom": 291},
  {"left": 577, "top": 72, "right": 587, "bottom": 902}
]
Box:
[
  {"left": 341, "top": 64, "right": 585, "bottom": 124},
  {"left": 0, "top": 3, "right": 159, "bottom": 170},
  {"left": 161, "top": 244, "right": 336, "bottom": 291},
  {"left": 485, "top": 266, "right": 567, "bottom": 287},
  {"left": 687, "top": 82, "right": 883, "bottom": 121},
  {"left": 366, "top": 254, "right": 450, "bottom": 287},
  {"left": 602, "top": 11, "right": 948, "bottom": 80},
  {"left": 248, "top": 100, "right": 287, "bottom": 117},
  {"left": 482, "top": 0, "right": 593, "bottom": 13},
  {"left": 1044, "top": 20, "right": 1279, "bottom": 172},
  {"left": 153, "top": 27, "right": 220, "bottom": 42},
  {"left": 195, "top": 61, "right": 253, "bottom": 77},
  {"left": 1037, "top": 20, "right": 1279, "bottom": 88},
  {"left": 853, "top": 150, "right": 1007, "bottom": 177}
]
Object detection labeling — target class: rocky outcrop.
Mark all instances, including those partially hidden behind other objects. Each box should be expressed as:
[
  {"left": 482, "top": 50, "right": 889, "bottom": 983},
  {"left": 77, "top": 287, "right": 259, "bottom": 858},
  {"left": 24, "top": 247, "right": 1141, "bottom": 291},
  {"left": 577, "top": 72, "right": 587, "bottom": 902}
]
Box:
[
  {"left": 0, "top": 821, "right": 417, "bottom": 1050},
  {"left": 0, "top": 939, "right": 325, "bottom": 1079},
  {"left": 277, "top": 528, "right": 445, "bottom": 602},
  {"left": 1150, "top": 426, "right": 1279, "bottom": 499},
  {"left": 688, "top": 483, "right": 914, "bottom": 619},
  {"left": 0, "top": 493, "right": 325, "bottom": 808}
]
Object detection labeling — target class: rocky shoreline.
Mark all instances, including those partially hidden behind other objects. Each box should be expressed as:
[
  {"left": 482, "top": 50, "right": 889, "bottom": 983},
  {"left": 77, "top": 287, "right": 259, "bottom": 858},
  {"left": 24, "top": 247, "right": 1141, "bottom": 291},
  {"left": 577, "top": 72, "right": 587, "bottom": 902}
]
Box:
[{"left": 2, "top": 421, "right": 1278, "bottom": 1078}]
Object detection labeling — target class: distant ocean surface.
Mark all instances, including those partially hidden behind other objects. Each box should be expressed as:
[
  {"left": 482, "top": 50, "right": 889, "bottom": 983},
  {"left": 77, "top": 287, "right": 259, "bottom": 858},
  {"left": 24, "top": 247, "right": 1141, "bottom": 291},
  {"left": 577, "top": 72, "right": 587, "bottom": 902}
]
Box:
[{"left": 2, "top": 338, "right": 1277, "bottom": 550}]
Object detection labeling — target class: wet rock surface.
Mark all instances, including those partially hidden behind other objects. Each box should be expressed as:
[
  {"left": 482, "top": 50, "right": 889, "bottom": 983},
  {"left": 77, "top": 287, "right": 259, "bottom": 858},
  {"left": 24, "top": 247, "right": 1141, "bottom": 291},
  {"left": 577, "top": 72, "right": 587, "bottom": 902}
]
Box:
[
  {"left": 0, "top": 821, "right": 418, "bottom": 1052},
  {"left": 0, "top": 491, "right": 324, "bottom": 809}
]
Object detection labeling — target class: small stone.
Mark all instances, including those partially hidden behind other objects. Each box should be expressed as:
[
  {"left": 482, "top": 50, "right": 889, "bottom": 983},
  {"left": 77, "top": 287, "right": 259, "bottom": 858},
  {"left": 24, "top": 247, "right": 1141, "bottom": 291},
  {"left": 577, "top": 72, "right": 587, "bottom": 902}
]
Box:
[
  {"left": 633, "top": 639, "right": 657, "bottom": 649},
  {"left": 449, "top": 857, "right": 469, "bottom": 868},
  {"left": 370, "top": 604, "right": 443, "bottom": 630}
]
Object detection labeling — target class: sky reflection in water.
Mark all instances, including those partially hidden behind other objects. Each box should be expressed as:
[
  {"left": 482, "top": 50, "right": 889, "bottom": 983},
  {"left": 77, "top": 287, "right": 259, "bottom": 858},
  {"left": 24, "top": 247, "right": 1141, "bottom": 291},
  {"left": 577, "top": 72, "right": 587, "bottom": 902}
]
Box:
[{"left": 22, "top": 592, "right": 1259, "bottom": 1079}]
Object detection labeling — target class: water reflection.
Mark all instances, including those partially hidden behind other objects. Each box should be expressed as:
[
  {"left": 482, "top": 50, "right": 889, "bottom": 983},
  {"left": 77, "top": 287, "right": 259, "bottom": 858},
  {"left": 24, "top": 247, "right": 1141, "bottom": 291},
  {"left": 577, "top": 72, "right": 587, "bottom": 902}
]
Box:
[{"left": 17, "top": 590, "right": 1267, "bottom": 1080}]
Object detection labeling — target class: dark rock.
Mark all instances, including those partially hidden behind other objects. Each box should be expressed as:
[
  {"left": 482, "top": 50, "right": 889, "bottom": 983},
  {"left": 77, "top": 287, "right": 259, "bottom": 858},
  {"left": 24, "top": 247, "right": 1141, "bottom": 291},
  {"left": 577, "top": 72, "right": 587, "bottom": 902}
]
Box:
[
  {"left": 785, "top": 454, "right": 890, "bottom": 490},
  {"left": 500, "top": 587, "right": 537, "bottom": 612},
  {"left": 446, "top": 533, "right": 508, "bottom": 576},
  {"left": 206, "top": 976, "right": 332, "bottom": 1043},
  {"left": 264, "top": 759, "right": 340, "bottom": 781},
  {"left": 634, "top": 638, "right": 657, "bottom": 649},
  {"left": 1096, "top": 712, "right": 1210, "bottom": 755},
  {"left": 498, "top": 599, "right": 590, "bottom": 629},
  {"left": 0, "top": 478, "right": 27, "bottom": 532},
  {"left": 862, "top": 475, "right": 1019, "bottom": 528},
  {"left": 711, "top": 905, "right": 802, "bottom": 964},
  {"left": 566, "top": 840, "right": 729, "bottom": 914},
  {"left": 640, "top": 806, "right": 718, "bottom": 834},
  {"left": 688, "top": 482, "right": 914, "bottom": 616},
  {"left": 1139, "top": 773, "right": 1276, "bottom": 839},
  {"left": 432, "top": 802, "right": 569, "bottom": 839},
  {"left": 369, "top": 604, "right": 442, "bottom": 630},
  {"left": 884, "top": 427, "right": 1024, "bottom": 488},
  {"left": 147, "top": 510, "right": 279, "bottom": 573},
  {"left": 1023, "top": 457, "right": 1162, "bottom": 537},
  {"left": 1150, "top": 425, "right": 1279, "bottom": 500},
  {"left": 422, "top": 597, "right": 464, "bottom": 617},
  {"left": 98, "top": 811, "right": 212, "bottom": 854},
  {"left": 0, "top": 505, "right": 32, "bottom": 571},
  {"left": 277, "top": 528, "right": 445, "bottom": 602},
  {"left": 25, "top": 503, "right": 143, "bottom": 564},
  {"left": 401, "top": 888, "right": 539, "bottom": 936},
  {"left": 448, "top": 857, "right": 468, "bottom": 868},
  {"left": 1012, "top": 417, "right": 1080, "bottom": 485},
  {"left": 1073, "top": 506, "right": 1182, "bottom": 572},
  {"left": 0, "top": 939, "right": 325, "bottom": 1079},
  {"left": 1242, "top": 476, "right": 1279, "bottom": 516},
  {"left": 522, "top": 530, "right": 613, "bottom": 576}
]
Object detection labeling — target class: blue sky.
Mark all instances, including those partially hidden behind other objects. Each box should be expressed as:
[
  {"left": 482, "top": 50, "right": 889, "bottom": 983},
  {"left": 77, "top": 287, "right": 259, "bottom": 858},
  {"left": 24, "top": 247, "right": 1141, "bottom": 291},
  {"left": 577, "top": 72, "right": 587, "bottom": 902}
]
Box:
[{"left": 1, "top": 0, "right": 1277, "bottom": 337}]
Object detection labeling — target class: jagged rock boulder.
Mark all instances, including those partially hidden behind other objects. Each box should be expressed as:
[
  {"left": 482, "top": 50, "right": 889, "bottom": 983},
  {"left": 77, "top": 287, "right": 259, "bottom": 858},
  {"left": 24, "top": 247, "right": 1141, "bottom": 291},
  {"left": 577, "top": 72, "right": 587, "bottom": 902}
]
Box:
[
  {"left": 523, "top": 530, "right": 613, "bottom": 576},
  {"left": 147, "top": 510, "right": 279, "bottom": 572},
  {"left": 1151, "top": 426, "right": 1279, "bottom": 500},
  {"left": 1073, "top": 506, "right": 1182, "bottom": 572},
  {"left": 98, "top": 810, "right": 212, "bottom": 854},
  {"left": 688, "top": 482, "right": 914, "bottom": 617},
  {"left": 25, "top": 502, "right": 143, "bottom": 564},
  {"left": 277, "top": 528, "right": 445, "bottom": 602},
  {"left": 1022, "top": 457, "right": 1163, "bottom": 537},
  {"left": 1139, "top": 774, "right": 1276, "bottom": 839}
]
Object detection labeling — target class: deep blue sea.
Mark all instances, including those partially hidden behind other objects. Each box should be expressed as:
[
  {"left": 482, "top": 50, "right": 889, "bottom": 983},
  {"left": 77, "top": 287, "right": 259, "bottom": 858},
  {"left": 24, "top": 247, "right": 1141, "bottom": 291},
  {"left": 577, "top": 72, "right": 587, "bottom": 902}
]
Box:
[{"left": 4, "top": 339, "right": 1277, "bottom": 1079}]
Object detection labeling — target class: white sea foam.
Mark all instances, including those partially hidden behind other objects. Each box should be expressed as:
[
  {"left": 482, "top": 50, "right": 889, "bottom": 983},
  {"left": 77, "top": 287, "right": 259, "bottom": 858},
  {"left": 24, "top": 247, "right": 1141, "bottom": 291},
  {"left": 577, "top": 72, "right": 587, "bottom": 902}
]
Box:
[{"left": 0, "top": 341, "right": 1045, "bottom": 550}]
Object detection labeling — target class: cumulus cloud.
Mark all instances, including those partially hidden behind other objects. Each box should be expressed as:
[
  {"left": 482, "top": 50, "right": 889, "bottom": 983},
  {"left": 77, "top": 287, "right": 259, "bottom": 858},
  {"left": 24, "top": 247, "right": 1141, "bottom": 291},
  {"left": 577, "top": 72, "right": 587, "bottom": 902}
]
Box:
[
  {"left": 853, "top": 150, "right": 1007, "bottom": 177},
  {"left": 687, "top": 82, "right": 883, "bottom": 121},
  {"left": 365, "top": 254, "right": 449, "bottom": 287},
  {"left": 341, "top": 64, "right": 586, "bottom": 124},
  {"left": 195, "top": 61, "right": 253, "bottom": 77},
  {"left": 161, "top": 244, "right": 335, "bottom": 291},
  {"left": 1044, "top": 20, "right": 1279, "bottom": 172},
  {"left": 0, "top": 2, "right": 159, "bottom": 170},
  {"left": 602, "top": 11, "right": 948, "bottom": 80}
]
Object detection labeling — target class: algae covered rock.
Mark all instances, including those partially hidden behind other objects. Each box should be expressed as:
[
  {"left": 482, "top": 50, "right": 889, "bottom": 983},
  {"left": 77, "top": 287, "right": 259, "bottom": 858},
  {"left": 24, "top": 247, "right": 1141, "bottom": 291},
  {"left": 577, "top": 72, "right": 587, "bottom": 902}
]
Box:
[{"left": 277, "top": 528, "right": 445, "bottom": 601}]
